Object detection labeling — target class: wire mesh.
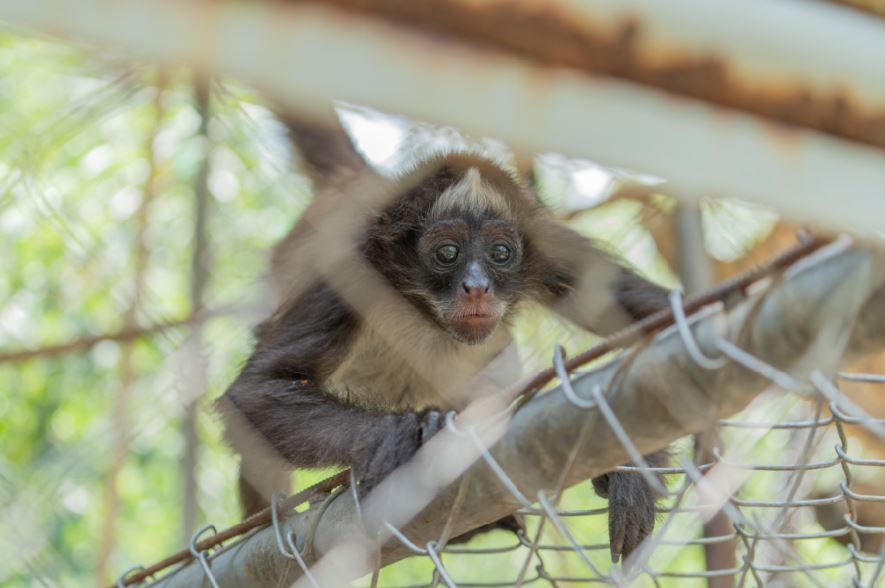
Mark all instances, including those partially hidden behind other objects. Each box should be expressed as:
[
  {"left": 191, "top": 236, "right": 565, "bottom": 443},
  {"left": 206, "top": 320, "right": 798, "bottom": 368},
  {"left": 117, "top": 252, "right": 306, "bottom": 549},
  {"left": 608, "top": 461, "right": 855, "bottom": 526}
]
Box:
[
  {"left": 4, "top": 103, "right": 879, "bottom": 587},
  {"left": 2, "top": 25, "right": 885, "bottom": 588},
  {"left": 123, "top": 239, "right": 885, "bottom": 587},
  {"left": 331, "top": 367, "right": 885, "bottom": 587}
]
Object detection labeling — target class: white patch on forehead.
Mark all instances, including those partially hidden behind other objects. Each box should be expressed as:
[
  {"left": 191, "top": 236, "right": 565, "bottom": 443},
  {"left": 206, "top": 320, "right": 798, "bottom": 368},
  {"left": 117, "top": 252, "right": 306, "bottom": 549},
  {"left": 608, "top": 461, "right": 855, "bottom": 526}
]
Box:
[{"left": 430, "top": 167, "right": 511, "bottom": 219}]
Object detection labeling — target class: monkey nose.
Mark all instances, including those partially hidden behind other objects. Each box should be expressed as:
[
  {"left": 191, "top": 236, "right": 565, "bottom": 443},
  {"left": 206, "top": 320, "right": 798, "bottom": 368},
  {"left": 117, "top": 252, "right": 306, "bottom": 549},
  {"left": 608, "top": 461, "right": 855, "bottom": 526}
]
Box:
[
  {"left": 461, "top": 262, "right": 491, "bottom": 299},
  {"left": 461, "top": 280, "right": 490, "bottom": 299}
]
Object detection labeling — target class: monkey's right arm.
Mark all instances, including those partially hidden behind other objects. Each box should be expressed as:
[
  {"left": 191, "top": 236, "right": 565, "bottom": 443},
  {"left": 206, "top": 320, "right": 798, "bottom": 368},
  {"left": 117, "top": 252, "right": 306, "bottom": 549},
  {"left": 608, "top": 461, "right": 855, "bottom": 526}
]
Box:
[
  {"left": 280, "top": 108, "right": 367, "bottom": 188},
  {"left": 531, "top": 218, "right": 672, "bottom": 563},
  {"left": 218, "top": 283, "right": 446, "bottom": 514}
]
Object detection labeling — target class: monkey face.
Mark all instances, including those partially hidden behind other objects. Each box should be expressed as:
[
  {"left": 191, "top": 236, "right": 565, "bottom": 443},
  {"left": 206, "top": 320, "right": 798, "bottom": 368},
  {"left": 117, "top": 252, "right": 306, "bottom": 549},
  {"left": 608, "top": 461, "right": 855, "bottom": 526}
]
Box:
[{"left": 417, "top": 213, "right": 525, "bottom": 344}]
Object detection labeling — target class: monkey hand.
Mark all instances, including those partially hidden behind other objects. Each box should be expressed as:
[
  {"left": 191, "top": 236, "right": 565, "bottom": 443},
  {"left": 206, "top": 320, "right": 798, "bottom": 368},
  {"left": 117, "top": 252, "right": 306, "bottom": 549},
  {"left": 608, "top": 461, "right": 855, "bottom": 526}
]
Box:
[
  {"left": 592, "top": 470, "right": 656, "bottom": 564},
  {"left": 355, "top": 409, "right": 449, "bottom": 494}
]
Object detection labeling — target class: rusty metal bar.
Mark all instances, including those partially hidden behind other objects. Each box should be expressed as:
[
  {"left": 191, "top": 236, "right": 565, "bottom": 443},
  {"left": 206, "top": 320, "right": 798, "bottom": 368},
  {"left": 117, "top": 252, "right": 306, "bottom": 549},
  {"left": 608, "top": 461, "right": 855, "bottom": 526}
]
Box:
[
  {"left": 824, "top": 0, "right": 885, "bottom": 19},
  {"left": 279, "top": 0, "right": 885, "bottom": 151},
  {"left": 144, "top": 247, "right": 885, "bottom": 587},
  {"left": 3, "top": 1, "right": 885, "bottom": 235}
]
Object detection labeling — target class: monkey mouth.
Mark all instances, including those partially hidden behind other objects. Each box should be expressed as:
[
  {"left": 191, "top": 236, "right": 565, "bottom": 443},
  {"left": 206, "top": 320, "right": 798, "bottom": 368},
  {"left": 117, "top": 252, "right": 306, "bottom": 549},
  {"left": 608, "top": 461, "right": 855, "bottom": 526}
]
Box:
[
  {"left": 456, "top": 313, "right": 495, "bottom": 326},
  {"left": 448, "top": 308, "right": 500, "bottom": 343}
]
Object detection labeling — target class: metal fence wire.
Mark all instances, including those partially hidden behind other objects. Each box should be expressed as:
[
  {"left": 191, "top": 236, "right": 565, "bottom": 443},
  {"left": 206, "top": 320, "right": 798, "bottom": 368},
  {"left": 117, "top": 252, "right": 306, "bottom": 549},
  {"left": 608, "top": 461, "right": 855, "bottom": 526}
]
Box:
[
  {"left": 351, "top": 335, "right": 885, "bottom": 586},
  {"left": 10, "top": 70, "right": 876, "bottom": 588},
  {"left": 119, "top": 220, "right": 885, "bottom": 587},
  {"left": 0, "top": 76, "right": 862, "bottom": 585},
  {"left": 5, "top": 2, "right": 885, "bottom": 586}
]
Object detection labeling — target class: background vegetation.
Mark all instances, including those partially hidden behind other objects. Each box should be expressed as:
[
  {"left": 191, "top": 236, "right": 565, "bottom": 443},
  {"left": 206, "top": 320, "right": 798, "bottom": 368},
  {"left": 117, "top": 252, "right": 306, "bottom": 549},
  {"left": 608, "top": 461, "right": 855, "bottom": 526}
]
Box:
[{"left": 1, "top": 28, "right": 862, "bottom": 588}]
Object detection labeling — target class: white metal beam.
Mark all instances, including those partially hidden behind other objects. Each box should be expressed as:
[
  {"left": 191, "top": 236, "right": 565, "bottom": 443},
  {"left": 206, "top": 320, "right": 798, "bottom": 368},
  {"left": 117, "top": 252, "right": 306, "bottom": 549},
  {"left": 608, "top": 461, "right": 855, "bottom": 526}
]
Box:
[
  {"left": 2, "top": 0, "right": 885, "bottom": 232},
  {"left": 558, "top": 0, "right": 885, "bottom": 111}
]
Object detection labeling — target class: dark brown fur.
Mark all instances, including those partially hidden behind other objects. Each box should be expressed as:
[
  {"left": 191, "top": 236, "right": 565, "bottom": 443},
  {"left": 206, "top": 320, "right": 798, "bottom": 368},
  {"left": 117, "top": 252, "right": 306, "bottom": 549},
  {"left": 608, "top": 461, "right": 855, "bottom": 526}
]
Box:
[{"left": 218, "top": 115, "right": 671, "bottom": 560}]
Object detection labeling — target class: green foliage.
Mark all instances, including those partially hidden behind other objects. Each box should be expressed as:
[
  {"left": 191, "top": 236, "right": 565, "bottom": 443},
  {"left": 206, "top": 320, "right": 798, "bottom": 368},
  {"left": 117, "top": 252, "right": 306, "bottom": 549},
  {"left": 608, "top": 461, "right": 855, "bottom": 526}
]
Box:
[
  {"left": 0, "top": 32, "right": 305, "bottom": 586},
  {"left": 0, "top": 29, "right": 858, "bottom": 588}
]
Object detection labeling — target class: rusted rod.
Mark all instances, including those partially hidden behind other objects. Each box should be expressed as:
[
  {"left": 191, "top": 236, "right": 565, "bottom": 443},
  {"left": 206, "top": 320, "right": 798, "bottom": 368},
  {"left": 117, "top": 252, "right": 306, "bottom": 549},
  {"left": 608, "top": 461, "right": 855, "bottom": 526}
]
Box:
[
  {"left": 113, "top": 471, "right": 350, "bottom": 587},
  {"left": 280, "top": 0, "right": 885, "bottom": 151}
]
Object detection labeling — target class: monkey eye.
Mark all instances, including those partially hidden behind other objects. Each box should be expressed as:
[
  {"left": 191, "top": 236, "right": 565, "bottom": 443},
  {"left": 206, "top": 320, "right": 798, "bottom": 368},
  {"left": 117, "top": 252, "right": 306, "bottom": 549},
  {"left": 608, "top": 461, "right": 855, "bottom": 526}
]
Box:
[
  {"left": 435, "top": 244, "right": 460, "bottom": 265},
  {"left": 489, "top": 243, "right": 512, "bottom": 264}
]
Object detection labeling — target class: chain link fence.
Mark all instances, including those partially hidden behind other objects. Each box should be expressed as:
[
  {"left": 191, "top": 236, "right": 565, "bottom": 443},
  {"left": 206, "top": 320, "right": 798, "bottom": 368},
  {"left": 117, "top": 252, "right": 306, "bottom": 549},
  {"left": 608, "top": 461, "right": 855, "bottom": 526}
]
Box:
[
  {"left": 123, "top": 237, "right": 885, "bottom": 588},
  {"left": 2, "top": 1, "right": 885, "bottom": 587}
]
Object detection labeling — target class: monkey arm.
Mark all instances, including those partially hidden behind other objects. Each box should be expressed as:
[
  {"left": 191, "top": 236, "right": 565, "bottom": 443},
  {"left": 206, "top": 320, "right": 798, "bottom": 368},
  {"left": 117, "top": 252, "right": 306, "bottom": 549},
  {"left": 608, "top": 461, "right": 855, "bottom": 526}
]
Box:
[
  {"left": 531, "top": 220, "right": 673, "bottom": 562},
  {"left": 613, "top": 267, "right": 672, "bottom": 322},
  {"left": 585, "top": 257, "right": 674, "bottom": 553},
  {"left": 279, "top": 107, "right": 367, "bottom": 189},
  {"left": 577, "top": 263, "right": 673, "bottom": 561},
  {"left": 219, "top": 375, "right": 446, "bottom": 515},
  {"left": 217, "top": 283, "right": 447, "bottom": 514},
  {"left": 578, "top": 259, "right": 673, "bottom": 563},
  {"left": 533, "top": 219, "right": 671, "bottom": 335},
  {"left": 220, "top": 370, "right": 445, "bottom": 480}
]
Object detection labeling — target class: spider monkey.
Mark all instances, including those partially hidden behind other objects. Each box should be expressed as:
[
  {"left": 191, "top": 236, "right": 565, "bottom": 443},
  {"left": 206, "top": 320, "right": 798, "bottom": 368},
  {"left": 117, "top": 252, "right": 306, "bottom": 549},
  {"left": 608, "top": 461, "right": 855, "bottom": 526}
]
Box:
[{"left": 217, "top": 108, "right": 670, "bottom": 562}]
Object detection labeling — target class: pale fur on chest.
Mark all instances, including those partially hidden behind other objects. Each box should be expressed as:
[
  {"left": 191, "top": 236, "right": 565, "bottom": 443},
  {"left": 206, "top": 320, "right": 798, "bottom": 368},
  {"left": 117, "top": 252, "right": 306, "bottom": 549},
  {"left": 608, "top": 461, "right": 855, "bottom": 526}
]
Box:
[{"left": 326, "top": 308, "right": 521, "bottom": 412}]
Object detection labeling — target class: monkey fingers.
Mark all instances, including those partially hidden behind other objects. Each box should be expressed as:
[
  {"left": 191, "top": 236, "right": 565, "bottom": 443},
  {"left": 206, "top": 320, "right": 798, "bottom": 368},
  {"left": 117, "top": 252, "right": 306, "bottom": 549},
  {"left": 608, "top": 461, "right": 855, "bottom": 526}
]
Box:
[
  {"left": 355, "top": 409, "right": 448, "bottom": 494},
  {"left": 592, "top": 471, "right": 656, "bottom": 564}
]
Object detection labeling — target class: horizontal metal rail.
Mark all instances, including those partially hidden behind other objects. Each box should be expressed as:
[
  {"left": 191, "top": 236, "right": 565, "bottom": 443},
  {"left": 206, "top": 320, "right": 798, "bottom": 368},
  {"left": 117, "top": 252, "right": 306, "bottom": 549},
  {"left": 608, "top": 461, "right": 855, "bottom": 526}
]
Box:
[
  {"left": 281, "top": 0, "right": 885, "bottom": 150},
  {"left": 3, "top": 1, "right": 885, "bottom": 234}
]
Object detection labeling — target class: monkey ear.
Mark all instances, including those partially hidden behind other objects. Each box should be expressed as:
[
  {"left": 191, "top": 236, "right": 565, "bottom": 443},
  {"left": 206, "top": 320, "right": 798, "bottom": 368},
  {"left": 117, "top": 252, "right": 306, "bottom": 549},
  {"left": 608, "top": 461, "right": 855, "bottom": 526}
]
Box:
[{"left": 279, "top": 104, "right": 368, "bottom": 189}]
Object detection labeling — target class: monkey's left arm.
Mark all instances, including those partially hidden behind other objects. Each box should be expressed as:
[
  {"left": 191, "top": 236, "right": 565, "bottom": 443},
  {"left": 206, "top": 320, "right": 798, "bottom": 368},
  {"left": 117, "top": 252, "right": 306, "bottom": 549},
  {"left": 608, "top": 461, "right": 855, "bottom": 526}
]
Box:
[{"left": 534, "top": 220, "right": 672, "bottom": 563}]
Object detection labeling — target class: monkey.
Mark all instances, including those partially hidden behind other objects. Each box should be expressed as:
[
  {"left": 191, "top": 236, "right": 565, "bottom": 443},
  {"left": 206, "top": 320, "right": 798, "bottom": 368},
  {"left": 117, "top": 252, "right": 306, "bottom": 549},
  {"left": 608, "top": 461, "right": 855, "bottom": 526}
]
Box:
[{"left": 217, "top": 109, "right": 671, "bottom": 562}]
